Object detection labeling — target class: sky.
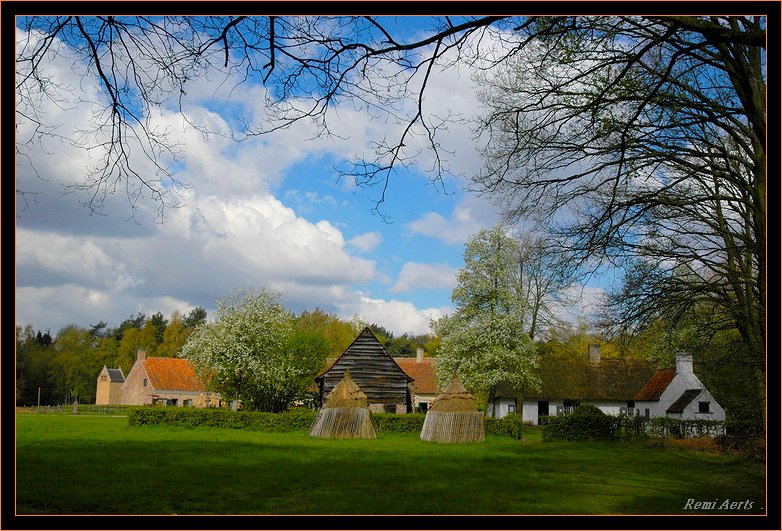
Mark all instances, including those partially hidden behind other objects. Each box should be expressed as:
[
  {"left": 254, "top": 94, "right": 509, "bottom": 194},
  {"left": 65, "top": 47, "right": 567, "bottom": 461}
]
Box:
[{"left": 14, "top": 16, "right": 610, "bottom": 337}]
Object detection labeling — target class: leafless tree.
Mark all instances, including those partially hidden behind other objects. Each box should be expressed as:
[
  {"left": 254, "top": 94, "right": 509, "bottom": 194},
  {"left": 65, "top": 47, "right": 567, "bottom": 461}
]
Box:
[
  {"left": 14, "top": 14, "right": 767, "bottom": 375},
  {"left": 471, "top": 16, "right": 766, "bottom": 382}
]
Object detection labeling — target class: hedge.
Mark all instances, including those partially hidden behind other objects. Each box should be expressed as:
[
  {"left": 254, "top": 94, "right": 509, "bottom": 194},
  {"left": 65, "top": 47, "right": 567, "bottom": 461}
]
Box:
[
  {"left": 371, "top": 412, "right": 426, "bottom": 433},
  {"left": 127, "top": 406, "right": 317, "bottom": 432},
  {"left": 543, "top": 404, "right": 613, "bottom": 441},
  {"left": 127, "top": 407, "right": 526, "bottom": 439},
  {"left": 485, "top": 412, "right": 525, "bottom": 439}
]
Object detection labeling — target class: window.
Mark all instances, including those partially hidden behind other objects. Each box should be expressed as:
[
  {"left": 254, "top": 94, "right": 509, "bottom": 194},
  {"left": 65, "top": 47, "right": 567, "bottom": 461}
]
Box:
[
  {"left": 507, "top": 404, "right": 516, "bottom": 414},
  {"left": 698, "top": 401, "right": 711, "bottom": 413},
  {"left": 644, "top": 408, "right": 650, "bottom": 419},
  {"left": 183, "top": 399, "right": 192, "bottom": 407},
  {"left": 169, "top": 398, "right": 178, "bottom": 406},
  {"left": 563, "top": 399, "right": 580, "bottom": 415},
  {"left": 143, "top": 378, "right": 148, "bottom": 387}
]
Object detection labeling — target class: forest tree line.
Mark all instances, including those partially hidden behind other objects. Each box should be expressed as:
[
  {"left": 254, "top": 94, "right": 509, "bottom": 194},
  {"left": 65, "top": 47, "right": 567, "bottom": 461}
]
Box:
[{"left": 15, "top": 307, "right": 438, "bottom": 407}]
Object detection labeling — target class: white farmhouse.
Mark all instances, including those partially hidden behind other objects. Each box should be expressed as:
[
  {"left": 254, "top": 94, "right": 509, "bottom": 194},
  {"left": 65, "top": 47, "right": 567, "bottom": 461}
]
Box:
[{"left": 634, "top": 353, "right": 725, "bottom": 422}]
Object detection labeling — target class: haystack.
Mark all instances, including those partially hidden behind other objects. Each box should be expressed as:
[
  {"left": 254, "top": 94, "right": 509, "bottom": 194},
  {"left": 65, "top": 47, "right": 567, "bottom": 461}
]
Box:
[
  {"left": 309, "top": 370, "right": 376, "bottom": 439},
  {"left": 420, "top": 376, "right": 484, "bottom": 443}
]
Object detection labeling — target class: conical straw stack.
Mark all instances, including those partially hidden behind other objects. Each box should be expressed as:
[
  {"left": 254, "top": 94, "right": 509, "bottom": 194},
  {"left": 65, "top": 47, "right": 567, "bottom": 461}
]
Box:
[
  {"left": 420, "top": 376, "right": 484, "bottom": 443},
  {"left": 309, "top": 370, "right": 376, "bottom": 439}
]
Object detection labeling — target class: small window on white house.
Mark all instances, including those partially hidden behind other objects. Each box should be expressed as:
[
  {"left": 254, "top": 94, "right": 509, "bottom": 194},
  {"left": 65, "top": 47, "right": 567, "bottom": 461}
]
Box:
[
  {"left": 143, "top": 378, "right": 148, "bottom": 387},
  {"left": 644, "top": 408, "right": 650, "bottom": 419},
  {"left": 698, "top": 401, "right": 711, "bottom": 413},
  {"left": 508, "top": 404, "right": 516, "bottom": 414},
  {"left": 184, "top": 399, "right": 192, "bottom": 407}
]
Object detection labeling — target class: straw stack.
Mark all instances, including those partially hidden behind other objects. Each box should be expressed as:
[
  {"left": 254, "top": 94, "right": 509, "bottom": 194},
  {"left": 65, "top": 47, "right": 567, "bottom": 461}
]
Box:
[
  {"left": 309, "top": 370, "right": 376, "bottom": 439},
  {"left": 420, "top": 376, "right": 484, "bottom": 443}
]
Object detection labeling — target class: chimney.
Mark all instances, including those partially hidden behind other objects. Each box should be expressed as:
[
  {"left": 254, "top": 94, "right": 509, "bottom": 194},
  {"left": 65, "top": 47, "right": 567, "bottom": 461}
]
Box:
[
  {"left": 588, "top": 344, "right": 601, "bottom": 364},
  {"left": 675, "top": 352, "right": 693, "bottom": 375},
  {"left": 416, "top": 347, "right": 425, "bottom": 363},
  {"left": 136, "top": 349, "right": 147, "bottom": 361}
]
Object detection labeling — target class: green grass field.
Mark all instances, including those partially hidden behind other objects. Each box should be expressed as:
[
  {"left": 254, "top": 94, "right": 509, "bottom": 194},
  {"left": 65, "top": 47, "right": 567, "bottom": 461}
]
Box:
[{"left": 14, "top": 413, "right": 766, "bottom": 515}]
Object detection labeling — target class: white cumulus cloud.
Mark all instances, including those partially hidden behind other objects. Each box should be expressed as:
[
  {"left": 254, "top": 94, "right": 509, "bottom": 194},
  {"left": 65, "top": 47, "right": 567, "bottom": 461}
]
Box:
[
  {"left": 390, "top": 262, "right": 458, "bottom": 294},
  {"left": 348, "top": 231, "right": 384, "bottom": 253}
]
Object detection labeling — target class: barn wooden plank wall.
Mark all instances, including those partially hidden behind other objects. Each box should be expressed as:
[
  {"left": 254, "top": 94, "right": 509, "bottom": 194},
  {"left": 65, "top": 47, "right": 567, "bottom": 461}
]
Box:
[{"left": 316, "top": 328, "right": 412, "bottom": 408}]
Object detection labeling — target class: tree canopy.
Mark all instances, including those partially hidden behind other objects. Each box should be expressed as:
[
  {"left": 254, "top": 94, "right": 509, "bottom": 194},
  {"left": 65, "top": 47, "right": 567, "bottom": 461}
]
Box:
[
  {"left": 433, "top": 226, "right": 539, "bottom": 410},
  {"left": 180, "top": 287, "right": 327, "bottom": 412}
]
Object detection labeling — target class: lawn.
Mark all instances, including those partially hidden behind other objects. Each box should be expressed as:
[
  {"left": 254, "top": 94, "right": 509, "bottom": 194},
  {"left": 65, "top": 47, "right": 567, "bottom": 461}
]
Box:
[{"left": 14, "top": 413, "right": 766, "bottom": 516}]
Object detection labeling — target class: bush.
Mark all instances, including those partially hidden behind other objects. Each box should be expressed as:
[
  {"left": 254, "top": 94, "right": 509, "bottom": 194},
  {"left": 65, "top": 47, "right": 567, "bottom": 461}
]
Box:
[
  {"left": 542, "top": 404, "right": 613, "bottom": 441},
  {"left": 485, "top": 413, "right": 525, "bottom": 439},
  {"left": 715, "top": 434, "right": 766, "bottom": 461}
]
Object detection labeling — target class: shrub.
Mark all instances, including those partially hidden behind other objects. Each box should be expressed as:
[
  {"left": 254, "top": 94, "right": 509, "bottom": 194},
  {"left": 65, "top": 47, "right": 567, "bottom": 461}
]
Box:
[
  {"left": 542, "top": 404, "right": 613, "bottom": 441},
  {"left": 485, "top": 413, "right": 524, "bottom": 439}
]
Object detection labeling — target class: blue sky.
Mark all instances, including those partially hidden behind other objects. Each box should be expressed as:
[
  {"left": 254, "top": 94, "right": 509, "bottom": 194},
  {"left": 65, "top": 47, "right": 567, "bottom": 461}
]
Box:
[{"left": 14, "top": 16, "right": 608, "bottom": 336}]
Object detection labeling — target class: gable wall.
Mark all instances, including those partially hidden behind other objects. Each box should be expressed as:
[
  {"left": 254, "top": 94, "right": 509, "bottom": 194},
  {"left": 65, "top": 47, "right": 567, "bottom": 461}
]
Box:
[
  {"left": 96, "top": 369, "right": 111, "bottom": 405},
  {"left": 320, "top": 332, "right": 410, "bottom": 411},
  {"left": 121, "top": 360, "right": 155, "bottom": 405}
]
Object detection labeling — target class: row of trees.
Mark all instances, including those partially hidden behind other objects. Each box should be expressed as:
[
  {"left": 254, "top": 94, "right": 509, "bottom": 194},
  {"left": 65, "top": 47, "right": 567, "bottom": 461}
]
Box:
[
  {"left": 15, "top": 300, "right": 437, "bottom": 408},
  {"left": 15, "top": 307, "right": 208, "bottom": 406}
]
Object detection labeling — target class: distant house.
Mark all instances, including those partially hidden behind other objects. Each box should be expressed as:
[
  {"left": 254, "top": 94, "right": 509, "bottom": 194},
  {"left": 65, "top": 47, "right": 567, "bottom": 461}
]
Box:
[
  {"left": 394, "top": 348, "right": 438, "bottom": 413},
  {"left": 315, "top": 328, "right": 414, "bottom": 413},
  {"left": 119, "top": 350, "right": 222, "bottom": 407},
  {"left": 489, "top": 347, "right": 725, "bottom": 427},
  {"left": 635, "top": 353, "right": 725, "bottom": 422},
  {"left": 490, "top": 345, "right": 657, "bottom": 424},
  {"left": 95, "top": 366, "right": 125, "bottom": 405}
]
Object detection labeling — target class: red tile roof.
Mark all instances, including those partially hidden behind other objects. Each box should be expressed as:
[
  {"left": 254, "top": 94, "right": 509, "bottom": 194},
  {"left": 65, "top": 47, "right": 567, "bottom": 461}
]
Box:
[
  {"left": 634, "top": 368, "right": 675, "bottom": 401},
  {"left": 394, "top": 358, "right": 438, "bottom": 395},
  {"left": 144, "top": 357, "right": 208, "bottom": 392}
]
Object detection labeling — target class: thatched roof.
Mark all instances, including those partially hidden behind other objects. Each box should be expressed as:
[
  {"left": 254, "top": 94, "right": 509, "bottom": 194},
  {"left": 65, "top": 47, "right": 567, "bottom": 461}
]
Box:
[
  {"left": 430, "top": 377, "right": 478, "bottom": 412},
  {"left": 497, "top": 356, "right": 657, "bottom": 401},
  {"left": 323, "top": 370, "right": 368, "bottom": 408}
]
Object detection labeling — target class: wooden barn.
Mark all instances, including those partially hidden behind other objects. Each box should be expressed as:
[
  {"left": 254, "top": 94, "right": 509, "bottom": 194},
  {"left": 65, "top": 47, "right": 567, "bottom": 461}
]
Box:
[{"left": 315, "top": 327, "right": 413, "bottom": 413}]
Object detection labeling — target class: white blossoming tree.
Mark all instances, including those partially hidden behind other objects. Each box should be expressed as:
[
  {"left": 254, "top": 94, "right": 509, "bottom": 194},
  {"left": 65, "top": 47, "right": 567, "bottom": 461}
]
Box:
[
  {"left": 432, "top": 226, "right": 539, "bottom": 415},
  {"left": 181, "top": 286, "right": 325, "bottom": 412}
]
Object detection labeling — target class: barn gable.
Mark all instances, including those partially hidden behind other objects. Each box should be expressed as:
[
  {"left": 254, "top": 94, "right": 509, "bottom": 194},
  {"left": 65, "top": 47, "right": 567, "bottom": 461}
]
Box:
[{"left": 315, "top": 327, "right": 413, "bottom": 413}]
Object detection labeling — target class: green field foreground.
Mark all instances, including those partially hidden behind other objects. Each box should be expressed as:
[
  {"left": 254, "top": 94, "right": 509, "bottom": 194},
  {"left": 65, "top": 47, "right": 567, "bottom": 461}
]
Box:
[{"left": 15, "top": 413, "right": 766, "bottom": 515}]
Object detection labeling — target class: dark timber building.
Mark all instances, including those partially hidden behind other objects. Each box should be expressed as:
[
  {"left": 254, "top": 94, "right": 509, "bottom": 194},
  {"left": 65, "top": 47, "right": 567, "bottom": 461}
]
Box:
[{"left": 315, "top": 327, "right": 413, "bottom": 413}]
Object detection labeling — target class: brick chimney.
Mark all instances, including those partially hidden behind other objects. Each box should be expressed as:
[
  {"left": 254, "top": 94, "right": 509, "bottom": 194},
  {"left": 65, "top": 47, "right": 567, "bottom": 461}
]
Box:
[
  {"left": 136, "top": 349, "right": 147, "bottom": 361},
  {"left": 588, "top": 344, "right": 601, "bottom": 364},
  {"left": 675, "top": 352, "right": 693, "bottom": 375},
  {"left": 416, "top": 347, "right": 425, "bottom": 363}
]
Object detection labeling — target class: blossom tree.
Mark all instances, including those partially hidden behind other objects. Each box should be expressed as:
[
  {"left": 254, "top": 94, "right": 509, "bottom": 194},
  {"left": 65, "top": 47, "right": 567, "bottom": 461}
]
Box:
[
  {"left": 432, "top": 226, "right": 539, "bottom": 415},
  {"left": 180, "top": 286, "right": 324, "bottom": 412}
]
